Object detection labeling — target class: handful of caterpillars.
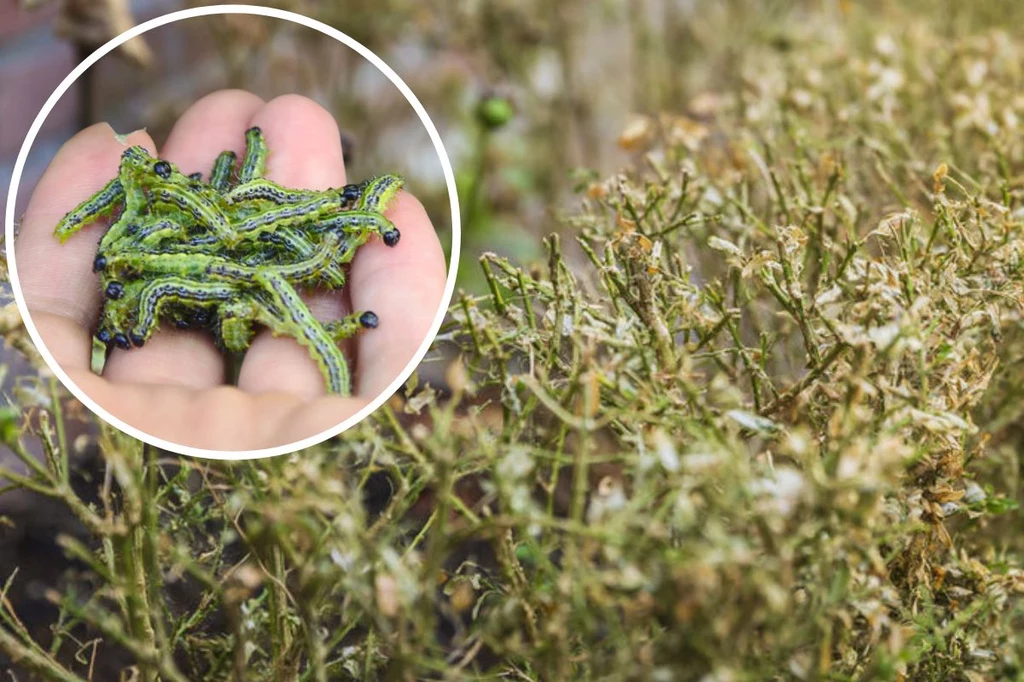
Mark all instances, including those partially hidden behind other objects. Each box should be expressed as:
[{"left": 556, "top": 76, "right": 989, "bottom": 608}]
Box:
[{"left": 54, "top": 127, "right": 403, "bottom": 395}]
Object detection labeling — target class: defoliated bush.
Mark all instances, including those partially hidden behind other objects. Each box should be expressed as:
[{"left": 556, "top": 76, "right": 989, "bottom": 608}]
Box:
[{"left": 6, "top": 10, "right": 1024, "bottom": 682}]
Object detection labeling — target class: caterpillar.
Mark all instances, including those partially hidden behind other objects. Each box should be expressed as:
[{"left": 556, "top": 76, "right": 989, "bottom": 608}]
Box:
[
  {"left": 210, "top": 150, "right": 237, "bottom": 191},
  {"left": 238, "top": 126, "right": 268, "bottom": 184},
  {"left": 254, "top": 270, "right": 350, "bottom": 394},
  {"left": 54, "top": 177, "right": 124, "bottom": 242},
  {"left": 130, "top": 277, "right": 236, "bottom": 344}
]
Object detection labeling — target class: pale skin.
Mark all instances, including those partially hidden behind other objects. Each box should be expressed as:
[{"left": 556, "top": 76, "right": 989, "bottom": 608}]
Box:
[{"left": 15, "top": 91, "right": 448, "bottom": 452}]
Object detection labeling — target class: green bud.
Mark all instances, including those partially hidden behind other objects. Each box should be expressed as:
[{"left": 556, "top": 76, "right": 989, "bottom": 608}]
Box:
[
  {"left": 0, "top": 406, "right": 20, "bottom": 445},
  {"left": 477, "top": 95, "right": 514, "bottom": 130}
]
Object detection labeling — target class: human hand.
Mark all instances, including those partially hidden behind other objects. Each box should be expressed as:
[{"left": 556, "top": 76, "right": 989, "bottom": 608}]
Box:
[{"left": 14, "top": 90, "right": 447, "bottom": 453}]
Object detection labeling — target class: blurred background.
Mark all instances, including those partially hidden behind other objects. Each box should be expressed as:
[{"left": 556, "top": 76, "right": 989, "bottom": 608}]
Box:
[{"left": 7, "top": 0, "right": 1024, "bottom": 287}]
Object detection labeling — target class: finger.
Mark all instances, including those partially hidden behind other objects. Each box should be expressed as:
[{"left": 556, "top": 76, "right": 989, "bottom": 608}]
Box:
[
  {"left": 236, "top": 94, "right": 350, "bottom": 399},
  {"left": 349, "top": 192, "right": 447, "bottom": 397},
  {"left": 102, "top": 90, "right": 266, "bottom": 390},
  {"left": 15, "top": 123, "right": 156, "bottom": 371}
]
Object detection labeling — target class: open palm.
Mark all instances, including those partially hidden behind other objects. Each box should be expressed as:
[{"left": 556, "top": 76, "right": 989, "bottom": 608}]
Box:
[{"left": 14, "top": 91, "right": 447, "bottom": 453}]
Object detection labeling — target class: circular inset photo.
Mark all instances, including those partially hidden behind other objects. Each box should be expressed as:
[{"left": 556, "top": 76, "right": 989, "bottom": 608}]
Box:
[{"left": 5, "top": 7, "right": 459, "bottom": 458}]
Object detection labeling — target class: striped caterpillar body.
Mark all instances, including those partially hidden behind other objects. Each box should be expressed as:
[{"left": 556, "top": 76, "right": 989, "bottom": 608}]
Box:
[{"left": 55, "top": 126, "right": 404, "bottom": 395}]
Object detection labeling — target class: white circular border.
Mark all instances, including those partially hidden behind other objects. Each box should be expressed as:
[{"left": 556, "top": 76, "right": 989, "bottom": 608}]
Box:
[{"left": 4, "top": 4, "right": 461, "bottom": 461}]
